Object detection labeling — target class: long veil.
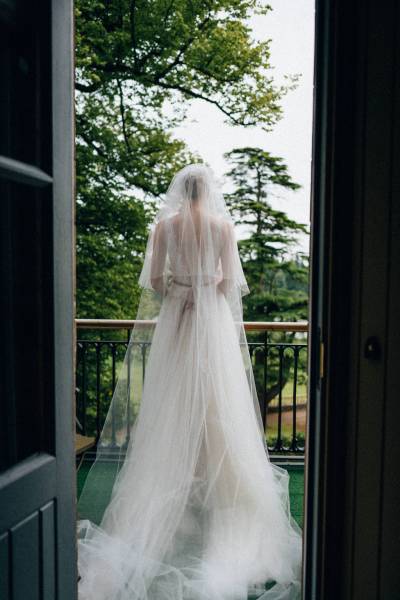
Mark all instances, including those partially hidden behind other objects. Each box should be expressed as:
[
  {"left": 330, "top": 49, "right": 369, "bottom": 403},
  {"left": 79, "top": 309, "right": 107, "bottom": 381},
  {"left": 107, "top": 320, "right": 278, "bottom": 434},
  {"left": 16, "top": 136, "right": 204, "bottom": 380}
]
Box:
[{"left": 77, "top": 163, "right": 302, "bottom": 600}]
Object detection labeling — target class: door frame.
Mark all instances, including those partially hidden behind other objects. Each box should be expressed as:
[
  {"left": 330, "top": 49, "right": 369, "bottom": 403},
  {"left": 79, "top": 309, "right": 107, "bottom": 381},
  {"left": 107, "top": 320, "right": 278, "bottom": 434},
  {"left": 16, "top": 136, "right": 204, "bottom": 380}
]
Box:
[
  {"left": 52, "top": 0, "right": 76, "bottom": 596},
  {"left": 304, "top": 0, "right": 400, "bottom": 597}
]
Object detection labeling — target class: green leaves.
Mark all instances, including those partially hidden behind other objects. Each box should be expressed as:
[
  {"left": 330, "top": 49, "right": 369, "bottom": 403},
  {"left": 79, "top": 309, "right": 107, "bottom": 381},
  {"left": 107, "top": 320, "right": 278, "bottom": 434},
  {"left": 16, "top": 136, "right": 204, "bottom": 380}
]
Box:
[
  {"left": 75, "top": 0, "right": 298, "bottom": 127},
  {"left": 224, "top": 147, "right": 309, "bottom": 323},
  {"left": 75, "top": 1, "right": 300, "bottom": 318}
]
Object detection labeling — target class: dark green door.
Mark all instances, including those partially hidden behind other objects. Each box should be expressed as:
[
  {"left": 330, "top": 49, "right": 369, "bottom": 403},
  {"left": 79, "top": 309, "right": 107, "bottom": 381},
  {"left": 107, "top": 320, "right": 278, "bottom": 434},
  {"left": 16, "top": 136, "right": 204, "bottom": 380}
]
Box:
[{"left": 0, "top": 1, "right": 76, "bottom": 599}]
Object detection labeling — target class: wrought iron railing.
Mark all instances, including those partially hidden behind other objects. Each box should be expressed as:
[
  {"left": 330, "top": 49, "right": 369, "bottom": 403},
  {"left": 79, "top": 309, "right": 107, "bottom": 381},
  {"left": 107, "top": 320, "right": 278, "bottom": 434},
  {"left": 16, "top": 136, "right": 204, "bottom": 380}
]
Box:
[{"left": 75, "top": 320, "right": 308, "bottom": 456}]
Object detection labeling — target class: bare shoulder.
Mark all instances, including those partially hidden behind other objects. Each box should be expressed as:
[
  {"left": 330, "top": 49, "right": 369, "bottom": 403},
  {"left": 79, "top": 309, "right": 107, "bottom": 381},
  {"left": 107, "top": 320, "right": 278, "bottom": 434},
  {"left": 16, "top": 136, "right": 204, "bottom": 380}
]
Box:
[
  {"left": 169, "top": 213, "right": 184, "bottom": 230},
  {"left": 156, "top": 214, "right": 176, "bottom": 231},
  {"left": 154, "top": 218, "right": 170, "bottom": 242},
  {"left": 208, "top": 214, "right": 232, "bottom": 232},
  {"left": 220, "top": 218, "right": 234, "bottom": 239}
]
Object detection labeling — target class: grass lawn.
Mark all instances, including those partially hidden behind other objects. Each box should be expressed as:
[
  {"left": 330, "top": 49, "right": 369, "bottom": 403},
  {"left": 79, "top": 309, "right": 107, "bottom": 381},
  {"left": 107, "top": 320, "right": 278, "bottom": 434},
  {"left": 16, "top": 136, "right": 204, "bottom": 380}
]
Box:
[
  {"left": 266, "top": 407, "right": 307, "bottom": 442},
  {"left": 268, "top": 382, "right": 308, "bottom": 408}
]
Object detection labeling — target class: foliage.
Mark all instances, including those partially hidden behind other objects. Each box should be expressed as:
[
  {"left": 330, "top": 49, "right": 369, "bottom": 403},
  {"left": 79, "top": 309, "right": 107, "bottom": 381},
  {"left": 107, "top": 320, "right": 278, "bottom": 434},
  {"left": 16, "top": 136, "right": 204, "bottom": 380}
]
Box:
[
  {"left": 224, "top": 147, "right": 309, "bottom": 324},
  {"left": 74, "top": 2, "right": 310, "bottom": 423},
  {"left": 74, "top": 0, "right": 300, "bottom": 317},
  {"left": 224, "top": 147, "right": 309, "bottom": 405}
]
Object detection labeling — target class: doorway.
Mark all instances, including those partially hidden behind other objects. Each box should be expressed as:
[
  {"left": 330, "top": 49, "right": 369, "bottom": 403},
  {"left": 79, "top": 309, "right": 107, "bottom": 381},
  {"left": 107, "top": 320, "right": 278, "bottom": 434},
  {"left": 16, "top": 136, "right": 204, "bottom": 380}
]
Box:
[{"left": 74, "top": 1, "right": 315, "bottom": 598}]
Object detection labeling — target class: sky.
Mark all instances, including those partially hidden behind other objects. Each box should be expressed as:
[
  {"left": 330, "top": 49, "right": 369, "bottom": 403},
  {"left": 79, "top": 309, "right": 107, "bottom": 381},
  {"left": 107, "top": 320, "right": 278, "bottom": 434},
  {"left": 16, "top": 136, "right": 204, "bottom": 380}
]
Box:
[{"left": 172, "top": 0, "right": 315, "bottom": 255}]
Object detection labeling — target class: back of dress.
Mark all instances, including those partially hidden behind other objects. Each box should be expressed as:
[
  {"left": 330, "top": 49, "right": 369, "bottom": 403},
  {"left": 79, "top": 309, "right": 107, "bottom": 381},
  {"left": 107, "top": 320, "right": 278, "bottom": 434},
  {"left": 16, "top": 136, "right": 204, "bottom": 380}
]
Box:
[
  {"left": 151, "top": 212, "right": 238, "bottom": 292},
  {"left": 167, "top": 212, "right": 225, "bottom": 285},
  {"left": 139, "top": 164, "right": 249, "bottom": 298}
]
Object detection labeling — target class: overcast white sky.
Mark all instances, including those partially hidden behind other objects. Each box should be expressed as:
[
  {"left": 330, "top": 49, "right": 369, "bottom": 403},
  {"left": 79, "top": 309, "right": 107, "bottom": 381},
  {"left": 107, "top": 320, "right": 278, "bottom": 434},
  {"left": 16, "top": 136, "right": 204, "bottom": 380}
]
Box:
[{"left": 172, "top": 0, "right": 315, "bottom": 255}]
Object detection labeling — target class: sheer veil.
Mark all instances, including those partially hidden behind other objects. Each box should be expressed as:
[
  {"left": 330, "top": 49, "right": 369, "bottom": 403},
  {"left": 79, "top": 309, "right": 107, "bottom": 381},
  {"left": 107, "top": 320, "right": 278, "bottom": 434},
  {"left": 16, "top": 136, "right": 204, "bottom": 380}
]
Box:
[{"left": 77, "top": 163, "right": 302, "bottom": 600}]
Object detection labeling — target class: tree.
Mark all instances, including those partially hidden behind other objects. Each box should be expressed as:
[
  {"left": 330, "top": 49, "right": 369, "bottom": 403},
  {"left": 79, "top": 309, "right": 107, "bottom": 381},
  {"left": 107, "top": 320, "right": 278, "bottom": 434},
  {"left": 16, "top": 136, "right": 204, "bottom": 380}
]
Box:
[
  {"left": 75, "top": 0, "right": 300, "bottom": 318},
  {"left": 224, "top": 147, "right": 309, "bottom": 411},
  {"left": 75, "top": 88, "right": 192, "bottom": 319},
  {"left": 224, "top": 147, "right": 309, "bottom": 323}
]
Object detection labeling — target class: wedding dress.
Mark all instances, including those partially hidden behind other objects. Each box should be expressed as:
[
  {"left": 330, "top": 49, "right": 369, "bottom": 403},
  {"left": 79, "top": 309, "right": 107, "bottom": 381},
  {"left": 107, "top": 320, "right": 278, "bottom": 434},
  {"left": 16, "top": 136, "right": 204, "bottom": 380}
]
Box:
[{"left": 76, "top": 164, "right": 303, "bottom": 600}]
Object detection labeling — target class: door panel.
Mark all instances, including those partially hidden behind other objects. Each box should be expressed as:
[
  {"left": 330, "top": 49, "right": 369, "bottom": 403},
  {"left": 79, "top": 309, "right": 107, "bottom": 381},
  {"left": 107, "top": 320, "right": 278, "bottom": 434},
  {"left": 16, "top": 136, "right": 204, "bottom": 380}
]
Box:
[
  {"left": 305, "top": 0, "right": 400, "bottom": 597},
  {"left": 11, "top": 512, "right": 41, "bottom": 600},
  {"left": 0, "top": 1, "right": 76, "bottom": 598}
]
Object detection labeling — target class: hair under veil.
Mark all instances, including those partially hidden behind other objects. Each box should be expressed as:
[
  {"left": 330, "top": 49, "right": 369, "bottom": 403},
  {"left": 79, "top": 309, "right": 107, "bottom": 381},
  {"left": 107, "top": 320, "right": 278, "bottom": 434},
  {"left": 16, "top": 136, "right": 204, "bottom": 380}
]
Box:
[{"left": 77, "top": 163, "right": 302, "bottom": 600}]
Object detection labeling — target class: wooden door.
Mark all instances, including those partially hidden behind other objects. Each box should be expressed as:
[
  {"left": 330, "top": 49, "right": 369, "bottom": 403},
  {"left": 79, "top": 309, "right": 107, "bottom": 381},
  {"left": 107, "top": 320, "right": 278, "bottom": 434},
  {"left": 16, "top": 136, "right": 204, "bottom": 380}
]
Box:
[
  {"left": 0, "top": 1, "right": 76, "bottom": 598},
  {"left": 304, "top": 0, "right": 400, "bottom": 597}
]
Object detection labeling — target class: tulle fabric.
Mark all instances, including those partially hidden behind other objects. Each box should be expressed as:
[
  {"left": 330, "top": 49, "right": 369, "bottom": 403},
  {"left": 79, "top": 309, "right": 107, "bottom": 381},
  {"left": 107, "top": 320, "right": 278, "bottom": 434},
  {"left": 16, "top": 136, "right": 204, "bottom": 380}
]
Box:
[{"left": 76, "top": 164, "right": 303, "bottom": 599}]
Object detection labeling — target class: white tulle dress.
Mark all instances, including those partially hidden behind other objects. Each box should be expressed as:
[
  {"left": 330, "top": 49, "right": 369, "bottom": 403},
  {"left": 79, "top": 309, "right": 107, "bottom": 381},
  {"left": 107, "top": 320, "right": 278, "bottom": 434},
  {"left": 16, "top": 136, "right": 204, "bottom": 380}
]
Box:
[{"left": 76, "top": 164, "right": 303, "bottom": 600}]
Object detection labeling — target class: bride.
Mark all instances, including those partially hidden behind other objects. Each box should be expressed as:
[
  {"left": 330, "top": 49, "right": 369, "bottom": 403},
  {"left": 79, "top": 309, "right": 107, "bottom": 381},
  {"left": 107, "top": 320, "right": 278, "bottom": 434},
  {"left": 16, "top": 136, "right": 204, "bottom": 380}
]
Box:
[{"left": 76, "top": 164, "right": 303, "bottom": 600}]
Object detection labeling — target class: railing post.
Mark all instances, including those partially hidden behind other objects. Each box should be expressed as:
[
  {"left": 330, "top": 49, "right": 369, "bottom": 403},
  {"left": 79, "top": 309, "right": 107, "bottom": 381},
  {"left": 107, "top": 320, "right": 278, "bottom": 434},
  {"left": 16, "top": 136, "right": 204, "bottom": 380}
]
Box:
[
  {"left": 110, "top": 342, "right": 117, "bottom": 447},
  {"left": 263, "top": 331, "right": 268, "bottom": 433},
  {"left": 125, "top": 341, "right": 132, "bottom": 448},
  {"left": 141, "top": 343, "right": 146, "bottom": 383},
  {"left": 275, "top": 345, "right": 284, "bottom": 452},
  {"left": 291, "top": 346, "right": 299, "bottom": 452},
  {"left": 81, "top": 342, "right": 87, "bottom": 435},
  {"left": 95, "top": 342, "right": 101, "bottom": 444}
]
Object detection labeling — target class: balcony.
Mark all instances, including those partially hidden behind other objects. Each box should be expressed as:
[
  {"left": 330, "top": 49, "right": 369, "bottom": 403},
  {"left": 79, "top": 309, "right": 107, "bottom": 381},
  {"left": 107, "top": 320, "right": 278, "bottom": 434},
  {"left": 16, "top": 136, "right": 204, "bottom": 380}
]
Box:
[{"left": 75, "top": 319, "right": 308, "bottom": 528}]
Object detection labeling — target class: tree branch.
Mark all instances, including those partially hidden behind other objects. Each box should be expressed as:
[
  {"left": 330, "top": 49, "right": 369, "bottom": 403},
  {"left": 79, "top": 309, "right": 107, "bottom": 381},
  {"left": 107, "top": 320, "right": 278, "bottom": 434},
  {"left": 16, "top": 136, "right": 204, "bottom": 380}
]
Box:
[
  {"left": 76, "top": 120, "right": 107, "bottom": 159},
  {"left": 155, "top": 80, "right": 257, "bottom": 126},
  {"left": 117, "top": 79, "right": 132, "bottom": 154},
  {"left": 152, "top": 13, "right": 213, "bottom": 82},
  {"left": 76, "top": 81, "right": 104, "bottom": 93},
  {"left": 129, "top": 0, "right": 137, "bottom": 69}
]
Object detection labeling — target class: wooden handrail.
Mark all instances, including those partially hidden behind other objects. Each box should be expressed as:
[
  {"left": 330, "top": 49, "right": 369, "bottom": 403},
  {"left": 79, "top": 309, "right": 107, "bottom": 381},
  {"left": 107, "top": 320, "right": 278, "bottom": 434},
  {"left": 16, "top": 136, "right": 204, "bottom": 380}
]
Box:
[{"left": 75, "top": 318, "right": 308, "bottom": 333}]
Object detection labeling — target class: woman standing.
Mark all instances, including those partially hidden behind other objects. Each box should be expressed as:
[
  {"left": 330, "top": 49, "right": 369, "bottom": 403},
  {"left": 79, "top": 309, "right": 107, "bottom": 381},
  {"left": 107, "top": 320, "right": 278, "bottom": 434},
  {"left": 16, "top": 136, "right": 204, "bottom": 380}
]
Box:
[{"left": 77, "top": 164, "right": 302, "bottom": 599}]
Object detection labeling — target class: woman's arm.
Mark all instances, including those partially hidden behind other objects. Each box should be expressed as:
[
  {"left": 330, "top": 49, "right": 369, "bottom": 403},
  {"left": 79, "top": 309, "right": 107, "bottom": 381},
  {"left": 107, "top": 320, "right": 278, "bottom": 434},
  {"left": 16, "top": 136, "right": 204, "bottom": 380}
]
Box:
[
  {"left": 218, "top": 221, "right": 235, "bottom": 295},
  {"left": 150, "top": 221, "right": 168, "bottom": 294},
  {"left": 218, "top": 220, "right": 249, "bottom": 297}
]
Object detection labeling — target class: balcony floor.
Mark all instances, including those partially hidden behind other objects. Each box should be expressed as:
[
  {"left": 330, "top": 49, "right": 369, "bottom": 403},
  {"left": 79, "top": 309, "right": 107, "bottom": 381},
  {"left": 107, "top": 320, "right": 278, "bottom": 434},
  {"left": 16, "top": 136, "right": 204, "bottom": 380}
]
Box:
[
  {"left": 77, "top": 461, "right": 304, "bottom": 597},
  {"left": 77, "top": 461, "right": 304, "bottom": 600},
  {"left": 77, "top": 461, "right": 304, "bottom": 526}
]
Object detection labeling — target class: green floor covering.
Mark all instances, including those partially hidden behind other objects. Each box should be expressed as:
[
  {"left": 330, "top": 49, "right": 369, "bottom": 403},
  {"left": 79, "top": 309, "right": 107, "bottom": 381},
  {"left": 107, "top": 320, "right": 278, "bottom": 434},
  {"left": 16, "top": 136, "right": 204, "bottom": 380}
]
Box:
[
  {"left": 77, "top": 460, "right": 304, "bottom": 528},
  {"left": 77, "top": 461, "right": 304, "bottom": 597}
]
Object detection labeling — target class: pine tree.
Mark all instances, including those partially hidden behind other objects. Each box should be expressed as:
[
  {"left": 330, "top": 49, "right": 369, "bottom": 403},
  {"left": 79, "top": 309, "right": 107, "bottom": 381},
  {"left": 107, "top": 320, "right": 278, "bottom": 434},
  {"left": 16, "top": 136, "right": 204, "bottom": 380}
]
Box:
[{"left": 224, "top": 147, "right": 309, "bottom": 323}]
